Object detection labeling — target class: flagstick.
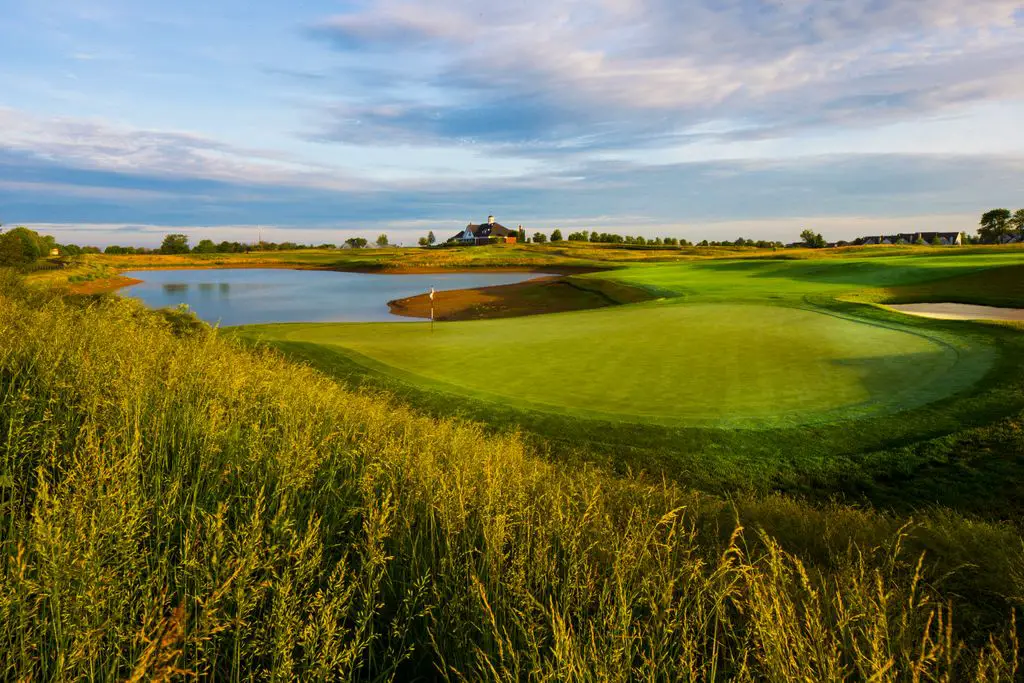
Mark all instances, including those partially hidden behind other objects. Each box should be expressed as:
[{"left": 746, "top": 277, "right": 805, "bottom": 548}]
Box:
[{"left": 429, "top": 287, "right": 435, "bottom": 333}]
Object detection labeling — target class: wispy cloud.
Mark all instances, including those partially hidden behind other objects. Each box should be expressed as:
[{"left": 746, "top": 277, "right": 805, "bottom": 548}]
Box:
[
  {"left": 0, "top": 107, "right": 372, "bottom": 191},
  {"left": 308, "top": 0, "right": 1024, "bottom": 150}
]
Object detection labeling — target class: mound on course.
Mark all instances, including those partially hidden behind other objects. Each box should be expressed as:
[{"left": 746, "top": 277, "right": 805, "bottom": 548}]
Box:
[{"left": 238, "top": 301, "right": 992, "bottom": 428}]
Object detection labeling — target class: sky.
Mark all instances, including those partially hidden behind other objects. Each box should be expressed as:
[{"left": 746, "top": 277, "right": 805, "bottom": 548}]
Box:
[{"left": 0, "top": 0, "right": 1022, "bottom": 246}]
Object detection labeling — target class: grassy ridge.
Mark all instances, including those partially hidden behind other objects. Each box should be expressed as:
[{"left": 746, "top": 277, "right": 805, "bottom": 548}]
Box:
[
  {"left": 1, "top": 276, "right": 1022, "bottom": 679},
  {"left": 237, "top": 253, "right": 1024, "bottom": 517}
]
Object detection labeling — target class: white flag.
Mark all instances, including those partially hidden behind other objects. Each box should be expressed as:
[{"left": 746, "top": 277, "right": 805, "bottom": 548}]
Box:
[{"left": 429, "top": 287, "right": 435, "bottom": 301}]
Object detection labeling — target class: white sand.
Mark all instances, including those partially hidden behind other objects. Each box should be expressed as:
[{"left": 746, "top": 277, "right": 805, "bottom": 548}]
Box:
[{"left": 886, "top": 303, "right": 1024, "bottom": 322}]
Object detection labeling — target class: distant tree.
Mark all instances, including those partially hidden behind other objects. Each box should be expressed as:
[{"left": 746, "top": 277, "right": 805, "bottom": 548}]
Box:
[
  {"left": 418, "top": 236, "right": 429, "bottom": 247},
  {"left": 516, "top": 226, "right": 527, "bottom": 243},
  {"left": 0, "top": 231, "right": 28, "bottom": 267},
  {"left": 160, "top": 233, "right": 190, "bottom": 254},
  {"left": 800, "top": 229, "right": 826, "bottom": 248},
  {"left": 376, "top": 233, "right": 389, "bottom": 247},
  {"left": 345, "top": 237, "right": 368, "bottom": 249},
  {"left": 427, "top": 231, "right": 436, "bottom": 245},
  {"left": 550, "top": 229, "right": 563, "bottom": 242},
  {"left": 3, "top": 227, "right": 43, "bottom": 262},
  {"left": 317, "top": 243, "right": 337, "bottom": 250},
  {"left": 81, "top": 246, "right": 102, "bottom": 254},
  {"left": 979, "top": 209, "right": 1012, "bottom": 244},
  {"left": 914, "top": 235, "right": 926, "bottom": 245},
  {"left": 59, "top": 243, "right": 83, "bottom": 256},
  {"left": 532, "top": 232, "right": 547, "bottom": 244},
  {"left": 1011, "top": 209, "right": 1024, "bottom": 236},
  {"left": 193, "top": 239, "right": 217, "bottom": 254},
  {"left": 931, "top": 236, "right": 944, "bottom": 246}
]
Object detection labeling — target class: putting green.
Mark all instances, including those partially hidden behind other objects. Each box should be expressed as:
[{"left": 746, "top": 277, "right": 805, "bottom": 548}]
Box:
[{"left": 244, "top": 302, "right": 993, "bottom": 428}]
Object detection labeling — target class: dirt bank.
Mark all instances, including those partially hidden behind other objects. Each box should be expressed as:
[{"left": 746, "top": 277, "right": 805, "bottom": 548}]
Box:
[
  {"left": 388, "top": 276, "right": 655, "bottom": 321},
  {"left": 67, "top": 275, "right": 144, "bottom": 295}
]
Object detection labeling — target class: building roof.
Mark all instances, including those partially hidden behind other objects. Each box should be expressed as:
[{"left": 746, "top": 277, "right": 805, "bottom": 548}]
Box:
[
  {"left": 451, "top": 218, "right": 517, "bottom": 241},
  {"left": 861, "top": 232, "right": 962, "bottom": 244}
]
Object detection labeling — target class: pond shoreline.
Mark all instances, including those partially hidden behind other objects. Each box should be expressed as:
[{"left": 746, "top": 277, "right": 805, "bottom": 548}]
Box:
[
  {"left": 112, "top": 268, "right": 557, "bottom": 326},
  {"left": 67, "top": 262, "right": 600, "bottom": 295}
]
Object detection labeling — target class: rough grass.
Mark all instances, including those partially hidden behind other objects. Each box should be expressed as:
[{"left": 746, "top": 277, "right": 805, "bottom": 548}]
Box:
[{"left": 1, "top": 274, "right": 1022, "bottom": 680}]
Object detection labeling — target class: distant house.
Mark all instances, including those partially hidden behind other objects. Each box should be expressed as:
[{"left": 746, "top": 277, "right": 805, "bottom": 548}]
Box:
[
  {"left": 450, "top": 216, "right": 518, "bottom": 245},
  {"left": 859, "top": 232, "right": 963, "bottom": 246}
]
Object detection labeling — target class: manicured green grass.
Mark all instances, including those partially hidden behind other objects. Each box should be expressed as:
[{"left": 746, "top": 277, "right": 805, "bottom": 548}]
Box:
[
  {"left": 235, "top": 250, "right": 1024, "bottom": 516},
  {"left": 240, "top": 302, "right": 992, "bottom": 428},
  {"left": 586, "top": 252, "right": 1024, "bottom": 300}
]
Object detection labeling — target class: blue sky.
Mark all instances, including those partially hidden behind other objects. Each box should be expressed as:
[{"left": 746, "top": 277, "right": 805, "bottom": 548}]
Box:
[{"left": 1, "top": 0, "right": 1022, "bottom": 245}]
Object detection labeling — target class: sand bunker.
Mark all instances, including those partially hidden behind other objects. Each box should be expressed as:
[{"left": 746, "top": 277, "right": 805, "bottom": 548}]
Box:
[{"left": 887, "top": 303, "right": 1024, "bottom": 322}]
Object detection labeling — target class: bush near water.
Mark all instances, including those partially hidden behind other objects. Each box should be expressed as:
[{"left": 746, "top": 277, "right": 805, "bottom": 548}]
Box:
[{"left": 1, "top": 272, "right": 1022, "bottom": 680}]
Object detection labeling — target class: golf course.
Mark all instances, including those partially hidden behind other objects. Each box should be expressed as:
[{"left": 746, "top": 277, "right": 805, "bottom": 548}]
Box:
[
  {"left": 233, "top": 248, "right": 1024, "bottom": 512},
  {"left": 7, "top": 242, "right": 1024, "bottom": 680}
]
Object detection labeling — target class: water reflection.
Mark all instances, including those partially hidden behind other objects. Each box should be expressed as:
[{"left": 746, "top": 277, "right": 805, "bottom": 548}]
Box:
[{"left": 125, "top": 268, "right": 543, "bottom": 326}]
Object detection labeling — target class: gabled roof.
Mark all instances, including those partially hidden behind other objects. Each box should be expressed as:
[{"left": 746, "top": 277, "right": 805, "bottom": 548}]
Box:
[
  {"left": 451, "top": 220, "right": 517, "bottom": 241},
  {"left": 465, "top": 222, "right": 515, "bottom": 237}
]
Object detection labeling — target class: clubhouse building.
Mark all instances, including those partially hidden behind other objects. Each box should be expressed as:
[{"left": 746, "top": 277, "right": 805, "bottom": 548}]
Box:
[{"left": 450, "top": 216, "right": 519, "bottom": 245}]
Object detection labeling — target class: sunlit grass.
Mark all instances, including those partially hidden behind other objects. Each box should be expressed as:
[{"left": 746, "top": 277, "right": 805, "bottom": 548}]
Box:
[{"left": 1, "top": 272, "right": 1021, "bottom": 679}]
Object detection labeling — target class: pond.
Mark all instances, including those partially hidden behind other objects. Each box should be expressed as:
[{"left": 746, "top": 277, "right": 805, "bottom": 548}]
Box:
[{"left": 121, "top": 268, "right": 544, "bottom": 326}]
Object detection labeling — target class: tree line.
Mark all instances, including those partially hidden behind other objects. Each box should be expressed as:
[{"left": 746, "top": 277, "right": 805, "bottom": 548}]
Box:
[{"left": 978, "top": 208, "right": 1024, "bottom": 244}]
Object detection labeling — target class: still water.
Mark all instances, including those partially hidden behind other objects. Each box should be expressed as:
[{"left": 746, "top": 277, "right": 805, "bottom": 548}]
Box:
[{"left": 121, "top": 268, "right": 543, "bottom": 326}]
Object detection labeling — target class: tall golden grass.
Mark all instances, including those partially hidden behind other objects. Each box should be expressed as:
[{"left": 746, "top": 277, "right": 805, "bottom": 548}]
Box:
[{"left": 0, "top": 272, "right": 1020, "bottom": 680}]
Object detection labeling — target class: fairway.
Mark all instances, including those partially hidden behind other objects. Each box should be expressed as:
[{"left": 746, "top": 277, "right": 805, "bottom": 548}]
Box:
[{"left": 242, "top": 302, "right": 992, "bottom": 428}]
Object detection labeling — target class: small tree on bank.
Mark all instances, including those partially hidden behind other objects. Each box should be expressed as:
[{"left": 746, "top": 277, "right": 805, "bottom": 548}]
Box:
[
  {"left": 345, "top": 237, "right": 368, "bottom": 249},
  {"left": 427, "top": 231, "right": 436, "bottom": 246},
  {"left": 550, "top": 229, "right": 563, "bottom": 242},
  {"left": 376, "top": 234, "right": 389, "bottom": 247},
  {"left": 193, "top": 239, "right": 217, "bottom": 254},
  {"left": 532, "top": 232, "right": 547, "bottom": 244},
  {"left": 160, "top": 233, "right": 190, "bottom": 254}
]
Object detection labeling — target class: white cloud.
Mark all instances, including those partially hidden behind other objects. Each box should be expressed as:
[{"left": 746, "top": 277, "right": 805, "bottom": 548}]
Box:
[
  {"left": 311, "top": 0, "right": 1024, "bottom": 148},
  {"left": 0, "top": 107, "right": 373, "bottom": 191}
]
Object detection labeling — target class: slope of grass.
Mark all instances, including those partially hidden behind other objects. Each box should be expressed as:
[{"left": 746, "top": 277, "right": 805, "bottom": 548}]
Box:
[
  {"left": 235, "top": 251, "right": 1024, "bottom": 517},
  {"left": 1, "top": 274, "right": 1022, "bottom": 680},
  {"left": 238, "top": 302, "right": 992, "bottom": 428},
  {"left": 848, "top": 263, "right": 1024, "bottom": 309}
]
